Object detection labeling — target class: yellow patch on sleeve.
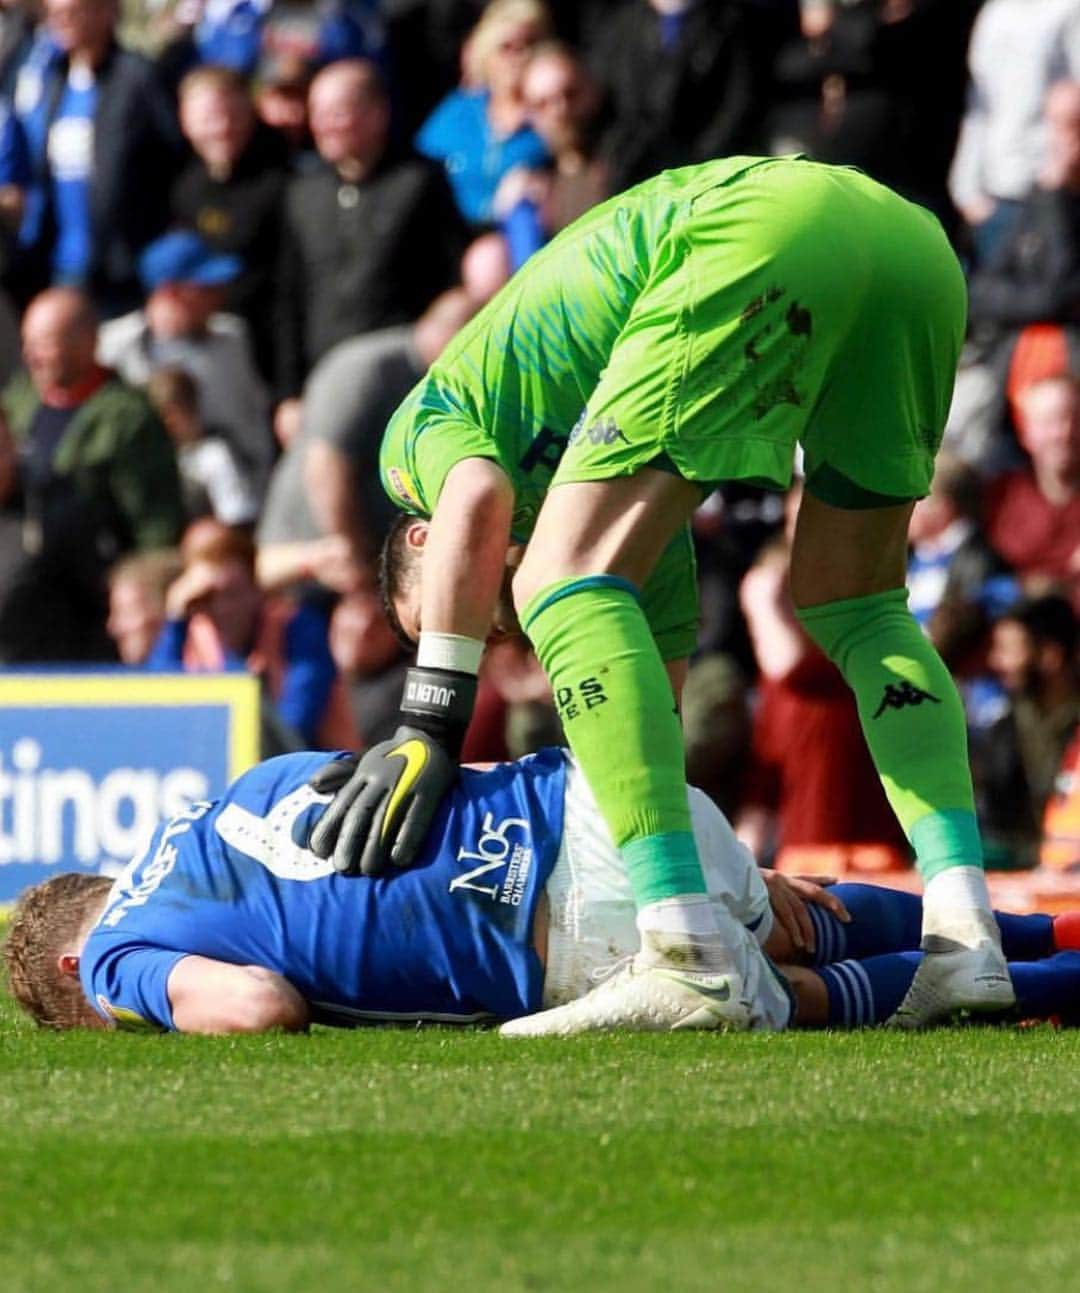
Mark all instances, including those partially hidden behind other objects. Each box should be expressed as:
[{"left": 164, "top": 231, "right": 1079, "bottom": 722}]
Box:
[
  {"left": 96, "top": 995, "right": 162, "bottom": 1032},
  {"left": 386, "top": 467, "right": 423, "bottom": 510}
]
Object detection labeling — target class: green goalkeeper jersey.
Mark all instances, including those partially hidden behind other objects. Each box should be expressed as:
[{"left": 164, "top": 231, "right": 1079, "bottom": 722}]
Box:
[
  {"left": 379, "top": 156, "right": 772, "bottom": 540},
  {"left": 379, "top": 154, "right": 965, "bottom": 659}
]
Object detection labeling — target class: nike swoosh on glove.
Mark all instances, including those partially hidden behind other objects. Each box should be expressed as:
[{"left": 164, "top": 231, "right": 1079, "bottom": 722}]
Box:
[{"left": 307, "top": 727, "right": 457, "bottom": 876}]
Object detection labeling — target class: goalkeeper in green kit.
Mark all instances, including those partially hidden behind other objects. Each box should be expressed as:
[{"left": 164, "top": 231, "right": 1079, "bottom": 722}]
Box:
[{"left": 310, "top": 154, "right": 1016, "bottom": 1034}]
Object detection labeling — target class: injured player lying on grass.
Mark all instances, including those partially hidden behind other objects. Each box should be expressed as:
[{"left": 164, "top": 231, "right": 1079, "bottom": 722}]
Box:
[{"left": 6, "top": 749, "right": 1080, "bottom": 1035}]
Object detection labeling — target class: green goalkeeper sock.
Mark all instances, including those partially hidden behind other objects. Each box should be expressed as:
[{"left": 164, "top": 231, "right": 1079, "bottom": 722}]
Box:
[
  {"left": 520, "top": 575, "right": 708, "bottom": 906},
  {"left": 796, "top": 586, "right": 982, "bottom": 883}
]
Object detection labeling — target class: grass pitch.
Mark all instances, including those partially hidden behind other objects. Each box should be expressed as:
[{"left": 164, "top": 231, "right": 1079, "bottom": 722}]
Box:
[{"left": 2, "top": 993, "right": 1078, "bottom": 1293}]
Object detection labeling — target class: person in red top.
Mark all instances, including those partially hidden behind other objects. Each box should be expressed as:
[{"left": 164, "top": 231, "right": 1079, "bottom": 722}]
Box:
[{"left": 988, "top": 374, "right": 1080, "bottom": 607}]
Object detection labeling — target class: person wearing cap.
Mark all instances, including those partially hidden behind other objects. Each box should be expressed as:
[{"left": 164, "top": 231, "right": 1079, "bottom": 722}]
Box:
[{"left": 97, "top": 228, "right": 273, "bottom": 500}]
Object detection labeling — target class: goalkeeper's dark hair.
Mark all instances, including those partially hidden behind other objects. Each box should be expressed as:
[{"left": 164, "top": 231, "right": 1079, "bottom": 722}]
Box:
[
  {"left": 4, "top": 872, "right": 114, "bottom": 1029},
  {"left": 378, "top": 513, "right": 422, "bottom": 649}
]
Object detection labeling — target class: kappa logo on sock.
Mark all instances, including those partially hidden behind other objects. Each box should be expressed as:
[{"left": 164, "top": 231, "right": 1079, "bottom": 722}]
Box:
[{"left": 872, "top": 680, "right": 941, "bottom": 719}]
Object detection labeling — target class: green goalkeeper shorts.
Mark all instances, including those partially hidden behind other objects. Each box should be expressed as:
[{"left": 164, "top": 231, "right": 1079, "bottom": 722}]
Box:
[{"left": 550, "top": 158, "right": 967, "bottom": 507}]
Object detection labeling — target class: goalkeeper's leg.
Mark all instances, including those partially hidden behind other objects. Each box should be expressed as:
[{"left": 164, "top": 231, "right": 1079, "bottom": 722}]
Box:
[
  {"left": 790, "top": 491, "right": 1013, "bottom": 1026},
  {"left": 503, "top": 472, "right": 751, "bottom": 1034}
]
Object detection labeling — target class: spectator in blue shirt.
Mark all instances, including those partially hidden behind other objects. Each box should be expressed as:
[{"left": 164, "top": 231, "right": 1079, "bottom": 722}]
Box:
[
  {"left": 415, "top": 0, "right": 550, "bottom": 227},
  {"left": 0, "top": 96, "right": 28, "bottom": 243},
  {"left": 496, "top": 39, "right": 609, "bottom": 269},
  {"left": 9, "top": 0, "right": 183, "bottom": 314}
]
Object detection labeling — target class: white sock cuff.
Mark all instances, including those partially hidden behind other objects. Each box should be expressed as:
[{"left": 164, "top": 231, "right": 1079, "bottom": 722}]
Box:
[
  {"left": 417, "top": 632, "right": 484, "bottom": 675},
  {"left": 637, "top": 895, "right": 718, "bottom": 940},
  {"left": 923, "top": 865, "right": 993, "bottom": 912},
  {"left": 922, "top": 865, "right": 999, "bottom": 947}
]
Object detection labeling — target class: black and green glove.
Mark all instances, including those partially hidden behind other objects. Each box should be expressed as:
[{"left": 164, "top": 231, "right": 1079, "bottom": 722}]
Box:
[{"left": 308, "top": 665, "right": 477, "bottom": 876}]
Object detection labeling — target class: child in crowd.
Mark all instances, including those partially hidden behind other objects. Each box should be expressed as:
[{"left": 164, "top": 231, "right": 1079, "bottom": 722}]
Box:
[{"left": 147, "top": 367, "right": 259, "bottom": 529}]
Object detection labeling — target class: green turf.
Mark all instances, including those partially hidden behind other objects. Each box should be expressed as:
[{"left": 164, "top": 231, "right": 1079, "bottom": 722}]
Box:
[{"left": 2, "top": 994, "right": 1077, "bottom": 1293}]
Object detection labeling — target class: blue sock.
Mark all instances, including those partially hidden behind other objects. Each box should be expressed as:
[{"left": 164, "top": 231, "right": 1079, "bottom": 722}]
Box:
[
  {"left": 808, "top": 884, "right": 1055, "bottom": 965},
  {"left": 1010, "top": 953, "right": 1080, "bottom": 1022},
  {"left": 808, "top": 885, "right": 922, "bottom": 965},
  {"left": 820, "top": 952, "right": 921, "bottom": 1026},
  {"left": 821, "top": 950, "right": 1080, "bottom": 1027},
  {"left": 995, "top": 912, "right": 1055, "bottom": 961}
]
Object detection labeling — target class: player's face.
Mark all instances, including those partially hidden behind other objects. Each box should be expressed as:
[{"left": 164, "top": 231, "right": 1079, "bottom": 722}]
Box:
[
  {"left": 393, "top": 570, "right": 521, "bottom": 646},
  {"left": 392, "top": 528, "right": 521, "bottom": 646}
]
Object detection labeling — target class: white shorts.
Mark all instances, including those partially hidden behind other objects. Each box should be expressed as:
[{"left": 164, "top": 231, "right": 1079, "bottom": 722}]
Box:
[{"left": 541, "top": 759, "right": 794, "bottom": 1031}]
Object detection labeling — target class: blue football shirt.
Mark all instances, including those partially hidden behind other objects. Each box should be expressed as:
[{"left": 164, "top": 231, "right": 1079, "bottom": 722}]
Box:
[
  {"left": 415, "top": 88, "right": 549, "bottom": 226},
  {"left": 47, "top": 64, "right": 96, "bottom": 280},
  {"left": 80, "top": 748, "right": 566, "bottom": 1030}
]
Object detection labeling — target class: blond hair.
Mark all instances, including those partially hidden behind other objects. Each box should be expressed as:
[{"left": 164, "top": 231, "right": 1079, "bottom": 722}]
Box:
[
  {"left": 4, "top": 873, "right": 114, "bottom": 1029},
  {"left": 463, "top": 0, "right": 551, "bottom": 88}
]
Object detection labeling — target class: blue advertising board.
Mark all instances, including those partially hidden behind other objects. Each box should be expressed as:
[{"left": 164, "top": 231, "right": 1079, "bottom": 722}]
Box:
[{"left": 0, "top": 673, "right": 260, "bottom": 903}]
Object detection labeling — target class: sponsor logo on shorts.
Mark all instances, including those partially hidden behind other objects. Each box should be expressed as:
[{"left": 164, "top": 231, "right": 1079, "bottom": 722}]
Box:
[
  {"left": 387, "top": 466, "right": 422, "bottom": 510},
  {"left": 872, "top": 681, "right": 940, "bottom": 719},
  {"left": 568, "top": 416, "right": 629, "bottom": 449}
]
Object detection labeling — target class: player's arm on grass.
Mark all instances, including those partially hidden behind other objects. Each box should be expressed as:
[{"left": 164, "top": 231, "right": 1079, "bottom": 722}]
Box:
[
  {"left": 167, "top": 957, "right": 310, "bottom": 1034},
  {"left": 310, "top": 458, "right": 516, "bottom": 876}
]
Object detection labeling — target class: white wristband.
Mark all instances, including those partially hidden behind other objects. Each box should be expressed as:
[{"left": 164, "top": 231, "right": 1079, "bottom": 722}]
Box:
[{"left": 417, "top": 631, "right": 484, "bottom": 675}]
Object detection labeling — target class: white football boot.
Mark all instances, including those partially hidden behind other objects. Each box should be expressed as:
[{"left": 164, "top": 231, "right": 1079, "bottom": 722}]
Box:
[
  {"left": 499, "top": 955, "right": 752, "bottom": 1037},
  {"left": 887, "top": 869, "right": 1015, "bottom": 1028}
]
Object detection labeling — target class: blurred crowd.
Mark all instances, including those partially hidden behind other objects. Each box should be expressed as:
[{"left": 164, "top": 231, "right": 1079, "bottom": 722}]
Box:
[{"left": 1, "top": 0, "right": 1080, "bottom": 876}]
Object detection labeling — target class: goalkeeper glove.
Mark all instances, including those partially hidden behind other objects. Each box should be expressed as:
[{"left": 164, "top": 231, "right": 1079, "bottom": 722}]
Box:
[{"left": 308, "top": 664, "right": 477, "bottom": 876}]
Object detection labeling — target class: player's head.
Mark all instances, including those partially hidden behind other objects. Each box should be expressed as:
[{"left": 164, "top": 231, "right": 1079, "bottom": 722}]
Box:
[
  {"left": 4, "top": 873, "right": 114, "bottom": 1029},
  {"left": 378, "top": 514, "right": 520, "bottom": 647}
]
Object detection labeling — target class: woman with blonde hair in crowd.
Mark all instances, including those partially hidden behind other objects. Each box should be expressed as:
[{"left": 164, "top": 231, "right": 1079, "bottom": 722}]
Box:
[
  {"left": 415, "top": 0, "right": 552, "bottom": 228},
  {"left": 496, "top": 39, "right": 611, "bottom": 267}
]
